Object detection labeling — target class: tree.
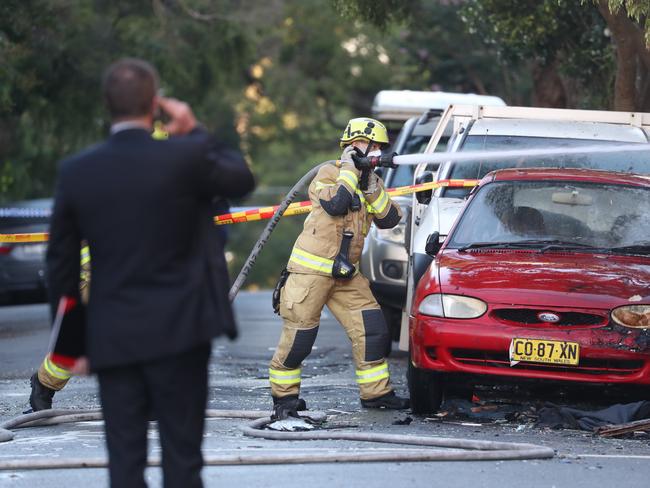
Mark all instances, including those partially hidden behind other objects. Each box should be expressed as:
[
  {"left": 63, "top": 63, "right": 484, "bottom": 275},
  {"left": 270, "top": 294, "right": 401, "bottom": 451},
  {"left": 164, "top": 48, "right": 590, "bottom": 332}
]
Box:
[
  {"left": 595, "top": 0, "right": 650, "bottom": 110},
  {"left": 461, "top": 0, "right": 614, "bottom": 108},
  {"left": 0, "top": 0, "right": 252, "bottom": 201}
]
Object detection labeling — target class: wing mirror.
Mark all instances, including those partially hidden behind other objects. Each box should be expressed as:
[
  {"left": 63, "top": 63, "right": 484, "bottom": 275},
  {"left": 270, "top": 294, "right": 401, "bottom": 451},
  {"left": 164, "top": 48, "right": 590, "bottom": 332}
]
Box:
[
  {"left": 425, "top": 231, "right": 442, "bottom": 257},
  {"left": 415, "top": 171, "right": 434, "bottom": 204}
]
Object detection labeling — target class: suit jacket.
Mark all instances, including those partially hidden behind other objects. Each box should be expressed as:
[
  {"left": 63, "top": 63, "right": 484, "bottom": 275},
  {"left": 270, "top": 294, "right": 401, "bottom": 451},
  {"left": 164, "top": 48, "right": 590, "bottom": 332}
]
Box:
[{"left": 46, "top": 127, "right": 254, "bottom": 369}]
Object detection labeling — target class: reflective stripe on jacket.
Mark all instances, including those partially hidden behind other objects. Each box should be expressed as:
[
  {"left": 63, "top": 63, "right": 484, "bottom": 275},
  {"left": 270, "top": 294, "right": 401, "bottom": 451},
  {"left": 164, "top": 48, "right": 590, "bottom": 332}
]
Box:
[{"left": 287, "top": 161, "right": 401, "bottom": 276}]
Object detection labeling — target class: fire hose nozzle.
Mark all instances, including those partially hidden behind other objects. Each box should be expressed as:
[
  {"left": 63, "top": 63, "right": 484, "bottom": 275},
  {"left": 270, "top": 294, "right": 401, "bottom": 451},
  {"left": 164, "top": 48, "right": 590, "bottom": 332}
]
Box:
[{"left": 352, "top": 152, "right": 398, "bottom": 170}]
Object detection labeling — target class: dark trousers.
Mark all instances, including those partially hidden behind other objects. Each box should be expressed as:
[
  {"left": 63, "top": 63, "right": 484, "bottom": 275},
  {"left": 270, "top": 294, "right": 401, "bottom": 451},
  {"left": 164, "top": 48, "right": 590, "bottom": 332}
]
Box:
[{"left": 97, "top": 343, "right": 211, "bottom": 488}]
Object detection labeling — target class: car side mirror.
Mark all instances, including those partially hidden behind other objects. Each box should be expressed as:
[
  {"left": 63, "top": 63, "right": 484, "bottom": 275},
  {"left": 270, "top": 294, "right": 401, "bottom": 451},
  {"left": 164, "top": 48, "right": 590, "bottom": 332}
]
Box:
[
  {"left": 425, "top": 231, "right": 442, "bottom": 257},
  {"left": 415, "top": 171, "right": 434, "bottom": 205}
]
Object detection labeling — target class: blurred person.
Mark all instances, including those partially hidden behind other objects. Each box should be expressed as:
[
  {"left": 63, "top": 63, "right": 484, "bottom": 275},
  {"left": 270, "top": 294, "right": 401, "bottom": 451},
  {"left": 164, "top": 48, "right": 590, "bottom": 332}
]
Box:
[
  {"left": 268, "top": 117, "right": 409, "bottom": 419},
  {"left": 46, "top": 58, "right": 254, "bottom": 487}
]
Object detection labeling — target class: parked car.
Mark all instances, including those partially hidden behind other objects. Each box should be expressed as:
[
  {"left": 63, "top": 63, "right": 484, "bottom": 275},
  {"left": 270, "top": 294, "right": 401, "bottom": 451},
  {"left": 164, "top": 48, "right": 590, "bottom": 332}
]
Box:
[
  {"left": 362, "top": 92, "right": 506, "bottom": 351},
  {"left": 0, "top": 199, "right": 52, "bottom": 304},
  {"left": 401, "top": 105, "right": 650, "bottom": 350},
  {"left": 408, "top": 168, "right": 650, "bottom": 413}
]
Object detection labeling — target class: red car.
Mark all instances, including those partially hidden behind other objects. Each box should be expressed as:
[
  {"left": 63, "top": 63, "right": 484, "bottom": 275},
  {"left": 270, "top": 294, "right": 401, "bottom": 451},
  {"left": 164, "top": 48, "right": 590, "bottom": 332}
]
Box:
[{"left": 408, "top": 168, "right": 650, "bottom": 413}]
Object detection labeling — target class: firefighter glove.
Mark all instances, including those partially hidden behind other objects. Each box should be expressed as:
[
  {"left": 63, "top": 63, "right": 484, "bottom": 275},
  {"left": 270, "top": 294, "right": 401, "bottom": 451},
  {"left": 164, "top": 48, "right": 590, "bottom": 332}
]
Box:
[{"left": 340, "top": 146, "right": 361, "bottom": 176}]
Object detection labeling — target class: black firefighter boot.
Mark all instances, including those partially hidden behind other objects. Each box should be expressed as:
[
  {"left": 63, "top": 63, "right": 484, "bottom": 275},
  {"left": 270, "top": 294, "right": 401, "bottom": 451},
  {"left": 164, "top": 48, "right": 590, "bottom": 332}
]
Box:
[
  {"left": 271, "top": 395, "right": 308, "bottom": 420},
  {"left": 29, "top": 372, "right": 56, "bottom": 411},
  {"left": 361, "top": 391, "right": 410, "bottom": 410}
]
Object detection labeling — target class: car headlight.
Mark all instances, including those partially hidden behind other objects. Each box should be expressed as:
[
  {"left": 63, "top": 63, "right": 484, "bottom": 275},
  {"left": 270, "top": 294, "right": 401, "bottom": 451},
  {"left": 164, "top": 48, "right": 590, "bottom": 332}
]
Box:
[
  {"left": 611, "top": 305, "right": 650, "bottom": 329},
  {"left": 375, "top": 222, "right": 406, "bottom": 244},
  {"left": 417, "top": 293, "right": 487, "bottom": 319}
]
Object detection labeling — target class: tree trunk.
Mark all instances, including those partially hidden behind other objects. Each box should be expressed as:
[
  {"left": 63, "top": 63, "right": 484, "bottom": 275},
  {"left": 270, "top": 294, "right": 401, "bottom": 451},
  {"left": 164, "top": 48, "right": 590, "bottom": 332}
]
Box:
[
  {"left": 597, "top": 1, "right": 639, "bottom": 111},
  {"left": 531, "top": 60, "right": 567, "bottom": 108}
]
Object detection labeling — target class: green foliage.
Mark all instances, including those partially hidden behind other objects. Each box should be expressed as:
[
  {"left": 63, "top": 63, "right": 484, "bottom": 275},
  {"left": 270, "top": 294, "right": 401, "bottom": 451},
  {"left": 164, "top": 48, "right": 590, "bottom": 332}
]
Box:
[
  {"left": 331, "top": 0, "right": 416, "bottom": 29},
  {"left": 461, "top": 0, "right": 614, "bottom": 107},
  {"left": 0, "top": 0, "right": 252, "bottom": 202}
]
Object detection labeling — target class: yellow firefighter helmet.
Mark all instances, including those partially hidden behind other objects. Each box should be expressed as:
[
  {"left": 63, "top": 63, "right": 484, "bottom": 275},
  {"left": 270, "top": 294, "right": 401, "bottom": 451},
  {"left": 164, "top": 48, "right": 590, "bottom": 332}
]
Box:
[{"left": 339, "top": 117, "right": 389, "bottom": 148}]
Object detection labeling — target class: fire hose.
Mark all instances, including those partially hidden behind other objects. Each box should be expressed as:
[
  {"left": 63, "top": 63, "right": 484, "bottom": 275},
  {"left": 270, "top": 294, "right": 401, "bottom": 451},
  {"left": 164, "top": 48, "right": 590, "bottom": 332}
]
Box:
[{"left": 0, "top": 408, "right": 554, "bottom": 469}]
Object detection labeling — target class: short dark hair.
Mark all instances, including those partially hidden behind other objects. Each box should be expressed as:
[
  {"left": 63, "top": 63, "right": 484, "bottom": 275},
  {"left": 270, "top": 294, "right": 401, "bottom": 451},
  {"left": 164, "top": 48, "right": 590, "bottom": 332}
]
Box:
[{"left": 102, "top": 58, "right": 159, "bottom": 120}]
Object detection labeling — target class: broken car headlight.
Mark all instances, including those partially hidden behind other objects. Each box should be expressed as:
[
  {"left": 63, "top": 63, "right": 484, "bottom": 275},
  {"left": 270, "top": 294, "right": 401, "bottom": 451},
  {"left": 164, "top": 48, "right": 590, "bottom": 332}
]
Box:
[
  {"left": 418, "top": 294, "right": 487, "bottom": 319},
  {"left": 611, "top": 305, "right": 650, "bottom": 329}
]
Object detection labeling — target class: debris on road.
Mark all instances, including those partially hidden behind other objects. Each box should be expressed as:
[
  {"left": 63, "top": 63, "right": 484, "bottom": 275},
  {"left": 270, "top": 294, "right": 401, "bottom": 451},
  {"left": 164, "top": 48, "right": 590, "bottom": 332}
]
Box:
[
  {"left": 267, "top": 417, "right": 316, "bottom": 432},
  {"left": 597, "top": 418, "right": 650, "bottom": 438},
  {"left": 392, "top": 416, "right": 413, "bottom": 426},
  {"left": 535, "top": 401, "right": 650, "bottom": 431}
]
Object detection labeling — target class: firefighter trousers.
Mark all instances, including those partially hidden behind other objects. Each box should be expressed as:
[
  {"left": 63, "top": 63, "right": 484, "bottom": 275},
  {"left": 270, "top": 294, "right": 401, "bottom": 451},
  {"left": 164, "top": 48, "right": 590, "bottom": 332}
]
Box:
[
  {"left": 38, "top": 354, "right": 72, "bottom": 391},
  {"left": 269, "top": 272, "right": 392, "bottom": 401}
]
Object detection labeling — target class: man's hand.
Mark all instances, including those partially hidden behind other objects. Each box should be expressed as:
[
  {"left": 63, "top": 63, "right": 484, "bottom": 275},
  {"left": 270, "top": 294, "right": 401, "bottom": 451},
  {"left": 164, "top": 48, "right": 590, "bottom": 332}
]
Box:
[{"left": 157, "top": 97, "right": 198, "bottom": 136}]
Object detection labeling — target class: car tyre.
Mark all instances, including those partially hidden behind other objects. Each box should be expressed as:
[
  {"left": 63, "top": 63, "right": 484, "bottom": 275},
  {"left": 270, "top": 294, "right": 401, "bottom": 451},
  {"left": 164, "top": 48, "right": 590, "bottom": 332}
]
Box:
[{"left": 408, "top": 360, "right": 443, "bottom": 414}]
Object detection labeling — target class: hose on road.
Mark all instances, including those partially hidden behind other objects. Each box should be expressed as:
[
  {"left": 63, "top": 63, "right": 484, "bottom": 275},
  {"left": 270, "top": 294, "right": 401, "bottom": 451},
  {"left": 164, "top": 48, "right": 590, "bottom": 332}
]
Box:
[{"left": 0, "top": 408, "right": 554, "bottom": 470}]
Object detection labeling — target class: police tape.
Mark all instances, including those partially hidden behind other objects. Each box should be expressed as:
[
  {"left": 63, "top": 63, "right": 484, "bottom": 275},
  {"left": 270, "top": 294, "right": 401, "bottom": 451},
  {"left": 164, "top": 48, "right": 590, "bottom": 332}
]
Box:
[
  {"left": 0, "top": 179, "right": 479, "bottom": 242},
  {"left": 0, "top": 232, "right": 50, "bottom": 244},
  {"left": 214, "top": 179, "right": 479, "bottom": 225}
]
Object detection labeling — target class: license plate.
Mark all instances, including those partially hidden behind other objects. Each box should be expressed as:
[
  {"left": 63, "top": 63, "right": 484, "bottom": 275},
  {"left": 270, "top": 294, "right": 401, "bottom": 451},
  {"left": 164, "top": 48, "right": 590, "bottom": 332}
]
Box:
[{"left": 509, "top": 338, "right": 580, "bottom": 366}]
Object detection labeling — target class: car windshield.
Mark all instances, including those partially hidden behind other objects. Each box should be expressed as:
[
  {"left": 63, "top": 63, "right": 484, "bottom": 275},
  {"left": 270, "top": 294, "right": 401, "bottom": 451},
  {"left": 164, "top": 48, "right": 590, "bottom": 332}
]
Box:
[
  {"left": 443, "top": 136, "right": 650, "bottom": 198},
  {"left": 447, "top": 180, "right": 650, "bottom": 253}
]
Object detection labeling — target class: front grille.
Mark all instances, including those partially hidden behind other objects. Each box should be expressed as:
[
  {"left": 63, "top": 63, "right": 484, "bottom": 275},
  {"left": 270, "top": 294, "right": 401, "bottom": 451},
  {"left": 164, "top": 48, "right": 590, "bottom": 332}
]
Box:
[
  {"left": 492, "top": 308, "right": 605, "bottom": 326},
  {"left": 450, "top": 348, "right": 643, "bottom": 376}
]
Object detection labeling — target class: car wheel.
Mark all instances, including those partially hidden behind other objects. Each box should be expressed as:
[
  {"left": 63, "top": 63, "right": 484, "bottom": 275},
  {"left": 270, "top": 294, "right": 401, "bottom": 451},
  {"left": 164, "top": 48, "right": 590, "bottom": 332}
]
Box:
[{"left": 408, "top": 359, "right": 443, "bottom": 414}]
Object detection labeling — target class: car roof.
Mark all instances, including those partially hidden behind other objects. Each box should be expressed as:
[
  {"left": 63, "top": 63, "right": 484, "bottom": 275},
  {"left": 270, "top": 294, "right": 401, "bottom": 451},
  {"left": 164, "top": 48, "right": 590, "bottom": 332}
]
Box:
[
  {"left": 484, "top": 168, "right": 650, "bottom": 187},
  {"left": 468, "top": 118, "right": 649, "bottom": 142},
  {"left": 372, "top": 91, "right": 506, "bottom": 121}
]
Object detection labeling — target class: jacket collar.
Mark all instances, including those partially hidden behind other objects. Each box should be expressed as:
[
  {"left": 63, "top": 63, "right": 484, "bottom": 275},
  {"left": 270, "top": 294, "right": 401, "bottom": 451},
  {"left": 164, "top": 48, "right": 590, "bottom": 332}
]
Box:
[{"left": 109, "top": 127, "right": 152, "bottom": 142}]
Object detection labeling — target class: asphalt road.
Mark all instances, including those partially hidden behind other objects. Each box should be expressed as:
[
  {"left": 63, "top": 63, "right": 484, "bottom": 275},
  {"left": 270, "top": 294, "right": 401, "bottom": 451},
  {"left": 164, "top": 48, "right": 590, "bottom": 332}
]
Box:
[{"left": 1, "top": 292, "right": 649, "bottom": 487}]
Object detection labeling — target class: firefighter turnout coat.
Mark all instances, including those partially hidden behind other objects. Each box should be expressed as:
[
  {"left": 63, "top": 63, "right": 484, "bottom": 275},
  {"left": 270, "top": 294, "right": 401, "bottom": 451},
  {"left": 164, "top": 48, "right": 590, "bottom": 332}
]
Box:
[{"left": 269, "top": 160, "right": 402, "bottom": 401}]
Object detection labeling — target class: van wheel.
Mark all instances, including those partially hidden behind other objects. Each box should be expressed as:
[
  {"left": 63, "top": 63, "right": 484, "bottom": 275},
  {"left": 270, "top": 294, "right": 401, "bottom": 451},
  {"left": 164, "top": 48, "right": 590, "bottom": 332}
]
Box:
[{"left": 408, "top": 360, "right": 443, "bottom": 414}]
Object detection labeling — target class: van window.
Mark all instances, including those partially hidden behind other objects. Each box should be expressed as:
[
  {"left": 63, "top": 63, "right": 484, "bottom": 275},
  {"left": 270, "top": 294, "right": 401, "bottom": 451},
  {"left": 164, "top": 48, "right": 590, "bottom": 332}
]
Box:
[{"left": 442, "top": 136, "right": 650, "bottom": 198}]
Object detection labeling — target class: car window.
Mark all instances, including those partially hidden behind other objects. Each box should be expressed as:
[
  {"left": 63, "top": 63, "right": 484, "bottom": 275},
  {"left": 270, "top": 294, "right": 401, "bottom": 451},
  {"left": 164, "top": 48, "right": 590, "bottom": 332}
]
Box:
[
  {"left": 447, "top": 180, "right": 650, "bottom": 250},
  {"left": 442, "top": 136, "right": 650, "bottom": 199}
]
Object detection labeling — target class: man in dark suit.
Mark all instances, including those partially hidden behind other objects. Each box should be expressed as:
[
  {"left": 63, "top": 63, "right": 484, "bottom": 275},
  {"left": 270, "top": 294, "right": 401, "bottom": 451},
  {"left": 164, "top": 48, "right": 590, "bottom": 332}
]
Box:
[{"left": 46, "top": 58, "right": 254, "bottom": 487}]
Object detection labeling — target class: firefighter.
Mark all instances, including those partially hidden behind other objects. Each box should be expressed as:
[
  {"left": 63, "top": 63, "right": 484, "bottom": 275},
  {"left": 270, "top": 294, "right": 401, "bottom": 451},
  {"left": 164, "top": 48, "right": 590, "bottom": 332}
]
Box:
[
  {"left": 28, "top": 244, "right": 90, "bottom": 411},
  {"left": 269, "top": 117, "right": 409, "bottom": 419}
]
